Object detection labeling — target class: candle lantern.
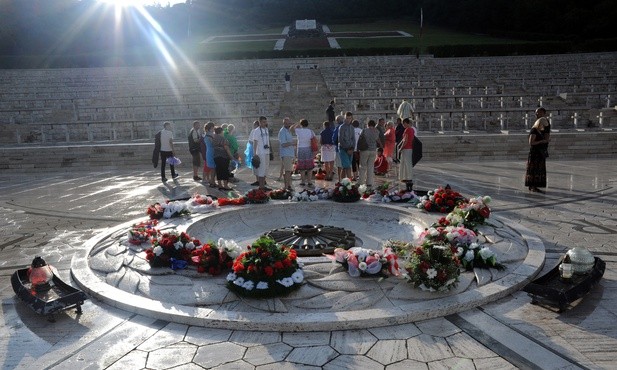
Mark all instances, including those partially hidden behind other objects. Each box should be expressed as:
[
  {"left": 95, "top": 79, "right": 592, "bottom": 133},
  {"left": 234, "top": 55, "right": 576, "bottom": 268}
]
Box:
[
  {"left": 565, "top": 247, "right": 595, "bottom": 275},
  {"left": 28, "top": 256, "right": 54, "bottom": 292}
]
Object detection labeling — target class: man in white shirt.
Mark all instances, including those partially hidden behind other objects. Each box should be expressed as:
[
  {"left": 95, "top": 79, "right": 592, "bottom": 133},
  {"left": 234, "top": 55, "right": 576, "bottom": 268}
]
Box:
[
  {"left": 159, "top": 121, "right": 178, "bottom": 182},
  {"left": 251, "top": 116, "right": 271, "bottom": 191},
  {"left": 397, "top": 99, "right": 413, "bottom": 120}
]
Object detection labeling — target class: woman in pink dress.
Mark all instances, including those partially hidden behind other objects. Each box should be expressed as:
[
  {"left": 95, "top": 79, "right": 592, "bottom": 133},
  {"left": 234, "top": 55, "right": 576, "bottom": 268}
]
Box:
[{"left": 383, "top": 121, "right": 396, "bottom": 160}]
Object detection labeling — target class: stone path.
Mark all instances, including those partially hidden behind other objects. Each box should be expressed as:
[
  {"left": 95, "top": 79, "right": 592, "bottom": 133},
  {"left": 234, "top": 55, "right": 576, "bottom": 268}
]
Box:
[{"left": 1, "top": 158, "right": 615, "bottom": 369}]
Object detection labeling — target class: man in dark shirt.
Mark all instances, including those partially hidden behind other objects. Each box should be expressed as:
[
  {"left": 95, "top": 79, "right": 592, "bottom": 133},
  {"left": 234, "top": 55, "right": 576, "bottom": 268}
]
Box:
[{"left": 326, "top": 100, "right": 336, "bottom": 123}]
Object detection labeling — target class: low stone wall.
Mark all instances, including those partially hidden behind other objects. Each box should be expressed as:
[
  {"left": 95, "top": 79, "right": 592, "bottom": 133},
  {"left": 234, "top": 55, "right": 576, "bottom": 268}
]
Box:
[{"left": 1, "top": 131, "right": 615, "bottom": 172}]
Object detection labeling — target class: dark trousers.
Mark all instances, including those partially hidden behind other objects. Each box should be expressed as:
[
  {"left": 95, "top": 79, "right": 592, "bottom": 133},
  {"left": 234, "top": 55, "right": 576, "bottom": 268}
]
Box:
[{"left": 160, "top": 151, "right": 177, "bottom": 179}]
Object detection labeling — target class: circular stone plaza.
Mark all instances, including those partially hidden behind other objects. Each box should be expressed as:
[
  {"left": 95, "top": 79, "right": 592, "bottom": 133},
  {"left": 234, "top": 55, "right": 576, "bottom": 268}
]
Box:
[{"left": 0, "top": 52, "right": 616, "bottom": 369}]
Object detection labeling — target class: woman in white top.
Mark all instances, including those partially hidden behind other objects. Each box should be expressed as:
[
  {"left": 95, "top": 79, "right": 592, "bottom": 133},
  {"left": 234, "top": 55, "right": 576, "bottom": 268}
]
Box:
[{"left": 293, "top": 119, "right": 316, "bottom": 187}]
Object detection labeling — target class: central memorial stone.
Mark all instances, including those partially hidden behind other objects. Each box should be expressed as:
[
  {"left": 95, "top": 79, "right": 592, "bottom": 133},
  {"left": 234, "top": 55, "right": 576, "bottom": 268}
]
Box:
[{"left": 263, "top": 224, "right": 356, "bottom": 256}]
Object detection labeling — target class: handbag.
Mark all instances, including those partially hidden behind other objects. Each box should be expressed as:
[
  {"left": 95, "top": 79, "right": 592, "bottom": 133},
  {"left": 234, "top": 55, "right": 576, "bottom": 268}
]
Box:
[
  {"left": 251, "top": 155, "right": 260, "bottom": 169},
  {"left": 310, "top": 135, "right": 319, "bottom": 152}
]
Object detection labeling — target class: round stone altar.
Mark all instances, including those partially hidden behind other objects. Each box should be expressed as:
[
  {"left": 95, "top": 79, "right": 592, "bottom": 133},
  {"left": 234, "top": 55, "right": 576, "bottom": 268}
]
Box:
[{"left": 71, "top": 201, "right": 545, "bottom": 331}]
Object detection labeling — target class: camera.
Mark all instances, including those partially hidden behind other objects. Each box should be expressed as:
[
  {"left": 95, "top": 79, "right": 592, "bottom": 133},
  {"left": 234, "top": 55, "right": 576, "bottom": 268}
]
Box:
[{"left": 263, "top": 145, "right": 269, "bottom": 149}]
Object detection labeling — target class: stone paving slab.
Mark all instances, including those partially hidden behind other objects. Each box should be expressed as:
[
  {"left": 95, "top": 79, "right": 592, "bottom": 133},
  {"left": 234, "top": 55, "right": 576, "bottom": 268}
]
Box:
[{"left": 0, "top": 159, "right": 615, "bottom": 369}]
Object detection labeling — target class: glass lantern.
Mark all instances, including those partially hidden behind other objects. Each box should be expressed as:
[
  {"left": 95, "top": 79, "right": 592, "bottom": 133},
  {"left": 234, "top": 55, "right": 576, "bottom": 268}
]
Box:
[{"left": 28, "top": 256, "right": 54, "bottom": 292}]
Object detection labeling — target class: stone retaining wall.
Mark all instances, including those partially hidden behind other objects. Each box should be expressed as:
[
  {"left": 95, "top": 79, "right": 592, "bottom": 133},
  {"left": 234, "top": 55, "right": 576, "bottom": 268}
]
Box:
[{"left": 1, "top": 131, "right": 614, "bottom": 172}]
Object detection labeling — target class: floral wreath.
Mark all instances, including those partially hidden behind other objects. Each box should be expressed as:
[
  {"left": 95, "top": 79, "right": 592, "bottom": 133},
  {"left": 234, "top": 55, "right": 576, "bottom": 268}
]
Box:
[
  {"left": 245, "top": 189, "right": 270, "bottom": 204},
  {"left": 226, "top": 236, "right": 303, "bottom": 298}
]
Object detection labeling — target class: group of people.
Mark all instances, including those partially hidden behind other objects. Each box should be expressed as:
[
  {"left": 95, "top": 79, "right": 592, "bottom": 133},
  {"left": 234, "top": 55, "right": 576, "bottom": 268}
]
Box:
[
  {"left": 155, "top": 99, "right": 419, "bottom": 192},
  {"left": 157, "top": 120, "right": 240, "bottom": 191},
  {"left": 276, "top": 99, "right": 418, "bottom": 191}
]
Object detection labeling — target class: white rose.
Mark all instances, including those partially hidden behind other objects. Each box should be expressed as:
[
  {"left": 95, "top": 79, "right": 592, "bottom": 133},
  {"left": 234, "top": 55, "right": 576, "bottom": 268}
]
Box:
[
  {"left": 174, "top": 241, "right": 184, "bottom": 250},
  {"left": 464, "top": 250, "right": 475, "bottom": 262},
  {"left": 478, "top": 247, "right": 495, "bottom": 260},
  {"left": 256, "top": 281, "right": 269, "bottom": 290},
  {"left": 226, "top": 272, "right": 237, "bottom": 281},
  {"left": 153, "top": 246, "right": 163, "bottom": 256},
  {"left": 185, "top": 242, "right": 195, "bottom": 250},
  {"left": 276, "top": 277, "right": 294, "bottom": 287},
  {"left": 291, "top": 270, "right": 304, "bottom": 283},
  {"left": 233, "top": 277, "right": 245, "bottom": 286},
  {"left": 241, "top": 280, "right": 255, "bottom": 291}
]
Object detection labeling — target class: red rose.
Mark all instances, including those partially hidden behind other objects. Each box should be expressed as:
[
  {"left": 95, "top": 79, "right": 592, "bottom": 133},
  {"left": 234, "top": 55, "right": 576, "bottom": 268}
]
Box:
[
  {"left": 264, "top": 266, "right": 274, "bottom": 277},
  {"left": 424, "top": 203, "right": 432, "bottom": 211},
  {"left": 479, "top": 207, "right": 491, "bottom": 218},
  {"left": 420, "top": 261, "right": 431, "bottom": 272},
  {"left": 273, "top": 261, "right": 284, "bottom": 269}
]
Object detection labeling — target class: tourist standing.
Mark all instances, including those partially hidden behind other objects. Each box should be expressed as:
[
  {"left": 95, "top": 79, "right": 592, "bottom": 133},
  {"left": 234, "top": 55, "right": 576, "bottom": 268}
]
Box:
[
  {"left": 398, "top": 118, "right": 415, "bottom": 191},
  {"left": 357, "top": 119, "right": 382, "bottom": 187},
  {"left": 332, "top": 115, "right": 345, "bottom": 182},
  {"left": 337, "top": 112, "right": 356, "bottom": 180},
  {"left": 525, "top": 107, "right": 551, "bottom": 193},
  {"left": 383, "top": 121, "right": 396, "bottom": 162},
  {"left": 158, "top": 121, "right": 178, "bottom": 182},
  {"left": 224, "top": 124, "right": 240, "bottom": 182},
  {"left": 351, "top": 120, "right": 362, "bottom": 180},
  {"left": 213, "top": 126, "right": 234, "bottom": 191},
  {"left": 394, "top": 117, "right": 404, "bottom": 163},
  {"left": 294, "top": 119, "right": 316, "bottom": 187},
  {"left": 202, "top": 121, "right": 216, "bottom": 187},
  {"left": 376, "top": 118, "right": 386, "bottom": 148},
  {"left": 397, "top": 98, "right": 413, "bottom": 120},
  {"left": 245, "top": 120, "right": 260, "bottom": 186},
  {"left": 188, "top": 121, "right": 203, "bottom": 181},
  {"left": 278, "top": 117, "right": 295, "bottom": 189},
  {"left": 284, "top": 72, "right": 291, "bottom": 92},
  {"left": 251, "top": 116, "right": 271, "bottom": 191},
  {"left": 326, "top": 100, "right": 336, "bottom": 123},
  {"left": 319, "top": 121, "right": 335, "bottom": 181}
]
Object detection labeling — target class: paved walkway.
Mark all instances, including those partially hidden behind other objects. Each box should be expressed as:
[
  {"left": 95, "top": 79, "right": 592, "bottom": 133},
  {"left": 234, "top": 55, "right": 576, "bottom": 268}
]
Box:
[{"left": 1, "top": 159, "right": 615, "bottom": 369}]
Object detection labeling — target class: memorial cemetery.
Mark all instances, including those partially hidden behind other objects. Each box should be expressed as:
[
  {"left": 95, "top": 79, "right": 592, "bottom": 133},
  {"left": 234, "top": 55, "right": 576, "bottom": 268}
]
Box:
[{"left": 1, "top": 2, "right": 617, "bottom": 368}]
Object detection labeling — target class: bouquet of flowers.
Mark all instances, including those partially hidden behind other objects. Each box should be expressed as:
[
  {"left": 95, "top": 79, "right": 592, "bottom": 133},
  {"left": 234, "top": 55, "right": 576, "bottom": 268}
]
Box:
[
  {"left": 226, "top": 236, "right": 304, "bottom": 298},
  {"left": 418, "top": 226, "right": 504, "bottom": 271},
  {"left": 165, "top": 156, "right": 182, "bottom": 166},
  {"left": 418, "top": 225, "right": 478, "bottom": 247},
  {"left": 455, "top": 242, "right": 505, "bottom": 271},
  {"left": 127, "top": 219, "right": 159, "bottom": 245},
  {"left": 269, "top": 188, "right": 292, "bottom": 200},
  {"left": 245, "top": 189, "right": 269, "bottom": 204},
  {"left": 187, "top": 193, "right": 218, "bottom": 213},
  {"left": 381, "top": 189, "right": 417, "bottom": 203},
  {"left": 431, "top": 195, "right": 491, "bottom": 230},
  {"left": 290, "top": 189, "right": 319, "bottom": 202},
  {"left": 417, "top": 185, "right": 467, "bottom": 213},
  {"left": 145, "top": 231, "right": 200, "bottom": 269},
  {"left": 147, "top": 200, "right": 190, "bottom": 219},
  {"left": 403, "top": 241, "right": 461, "bottom": 292},
  {"left": 191, "top": 238, "right": 242, "bottom": 275},
  {"left": 332, "top": 178, "right": 361, "bottom": 203},
  {"left": 217, "top": 197, "right": 246, "bottom": 206},
  {"left": 332, "top": 246, "right": 400, "bottom": 277}
]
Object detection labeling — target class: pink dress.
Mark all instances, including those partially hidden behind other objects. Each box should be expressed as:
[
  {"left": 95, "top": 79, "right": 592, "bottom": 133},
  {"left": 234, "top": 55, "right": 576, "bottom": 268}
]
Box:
[{"left": 383, "top": 128, "right": 396, "bottom": 158}]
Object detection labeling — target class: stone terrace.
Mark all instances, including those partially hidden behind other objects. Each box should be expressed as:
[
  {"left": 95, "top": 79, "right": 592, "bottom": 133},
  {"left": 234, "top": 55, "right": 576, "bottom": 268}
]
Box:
[{"left": 0, "top": 53, "right": 616, "bottom": 171}]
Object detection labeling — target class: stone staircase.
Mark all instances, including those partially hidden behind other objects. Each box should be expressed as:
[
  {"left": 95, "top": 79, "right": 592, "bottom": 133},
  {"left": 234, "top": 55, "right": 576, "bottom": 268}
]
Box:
[{"left": 273, "top": 69, "right": 334, "bottom": 130}]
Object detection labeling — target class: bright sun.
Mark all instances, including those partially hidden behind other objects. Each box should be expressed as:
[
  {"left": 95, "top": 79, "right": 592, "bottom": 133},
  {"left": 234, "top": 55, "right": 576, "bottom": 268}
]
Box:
[{"left": 97, "top": 0, "right": 185, "bottom": 7}]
